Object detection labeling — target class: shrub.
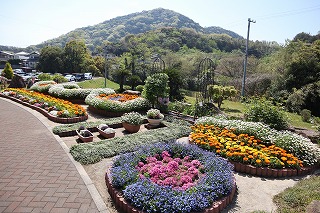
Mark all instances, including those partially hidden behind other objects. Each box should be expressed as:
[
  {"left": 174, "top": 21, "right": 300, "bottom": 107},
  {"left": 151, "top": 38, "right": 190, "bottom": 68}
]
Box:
[
  {"left": 37, "top": 73, "right": 53, "bottom": 81},
  {"left": 300, "top": 109, "right": 312, "bottom": 122},
  {"left": 286, "top": 89, "right": 305, "bottom": 113},
  {"left": 2, "top": 62, "right": 14, "bottom": 79},
  {"left": 51, "top": 74, "right": 68, "bottom": 83},
  {"left": 244, "top": 98, "right": 288, "bottom": 130},
  {"left": 142, "top": 73, "right": 169, "bottom": 108},
  {"left": 135, "top": 85, "right": 144, "bottom": 92}
]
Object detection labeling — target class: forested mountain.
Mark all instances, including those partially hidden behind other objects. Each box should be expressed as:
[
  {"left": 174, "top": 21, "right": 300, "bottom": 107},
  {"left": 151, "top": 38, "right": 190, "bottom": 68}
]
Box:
[{"left": 26, "top": 8, "right": 242, "bottom": 51}]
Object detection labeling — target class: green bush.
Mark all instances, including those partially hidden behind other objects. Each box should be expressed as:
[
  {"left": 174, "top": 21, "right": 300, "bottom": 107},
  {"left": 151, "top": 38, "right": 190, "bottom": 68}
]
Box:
[
  {"left": 244, "top": 98, "right": 288, "bottom": 130},
  {"left": 142, "top": 73, "right": 169, "bottom": 108},
  {"left": 52, "top": 74, "right": 68, "bottom": 83},
  {"left": 2, "top": 62, "right": 14, "bottom": 79},
  {"left": 300, "top": 109, "right": 312, "bottom": 122},
  {"left": 135, "top": 85, "right": 144, "bottom": 92},
  {"left": 38, "top": 73, "right": 52, "bottom": 81}
]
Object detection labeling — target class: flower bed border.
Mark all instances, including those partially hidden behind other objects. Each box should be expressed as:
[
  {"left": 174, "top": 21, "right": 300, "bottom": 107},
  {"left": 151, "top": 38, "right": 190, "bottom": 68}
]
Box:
[
  {"left": 0, "top": 93, "right": 88, "bottom": 124},
  {"left": 88, "top": 105, "right": 126, "bottom": 117},
  {"left": 188, "top": 136, "right": 318, "bottom": 178},
  {"left": 105, "top": 165, "right": 237, "bottom": 213},
  {"left": 230, "top": 161, "right": 318, "bottom": 178}
]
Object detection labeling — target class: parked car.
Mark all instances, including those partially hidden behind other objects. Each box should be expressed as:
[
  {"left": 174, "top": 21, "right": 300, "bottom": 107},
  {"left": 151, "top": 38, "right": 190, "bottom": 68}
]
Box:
[
  {"left": 14, "top": 69, "right": 25, "bottom": 75},
  {"left": 84, "top": 73, "right": 92, "bottom": 80},
  {"left": 74, "top": 73, "right": 85, "bottom": 81},
  {"left": 64, "top": 74, "right": 75, "bottom": 82}
]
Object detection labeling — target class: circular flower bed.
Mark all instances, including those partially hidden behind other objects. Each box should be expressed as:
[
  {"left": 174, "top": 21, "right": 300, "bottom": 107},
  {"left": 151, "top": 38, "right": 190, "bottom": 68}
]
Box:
[
  {"left": 190, "top": 124, "right": 303, "bottom": 169},
  {"left": 85, "top": 91, "right": 150, "bottom": 115},
  {"left": 48, "top": 84, "right": 114, "bottom": 102},
  {"left": 30, "top": 80, "right": 57, "bottom": 93},
  {"left": 108, "top": 142, "right": 235, "bottom": 213}
]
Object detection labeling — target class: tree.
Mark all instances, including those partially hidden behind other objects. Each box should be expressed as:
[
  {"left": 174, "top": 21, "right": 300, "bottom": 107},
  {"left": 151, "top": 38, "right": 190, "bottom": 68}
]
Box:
[
  {"left": 127, "top": 75, "right": 141, "bottom": 90},
  {"left": 142, "top": 73, "right": 169, "bottom": 108},
  {"left": 285, "top": 40, "right": 320, "bottom": 90},
  {"left": 64, "top": 40, "right": 90, "bottom": 73},
  {"left": 2, "top": 62, "right": 14, "bottom": 79},
  {"left": 164, "top": 66, "right": 185, "bottom": 101},
  {"left": 208, "top": 85, "right": 237, "bottom": 109},
  {"left": 38, "top": 46, "right": 64, "bottom": 73}
]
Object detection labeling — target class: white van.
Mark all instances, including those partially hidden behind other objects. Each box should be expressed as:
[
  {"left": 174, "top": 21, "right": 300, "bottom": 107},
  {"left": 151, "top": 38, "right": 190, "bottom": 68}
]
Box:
[{"left": 84, "top": 73, "right": 92, "bottom": 80}]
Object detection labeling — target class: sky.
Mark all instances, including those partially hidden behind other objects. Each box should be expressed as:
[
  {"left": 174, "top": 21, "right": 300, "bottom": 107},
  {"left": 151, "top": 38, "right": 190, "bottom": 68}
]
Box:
[{"left": 0, "top": 0, "right": 319, "bottom": 48}]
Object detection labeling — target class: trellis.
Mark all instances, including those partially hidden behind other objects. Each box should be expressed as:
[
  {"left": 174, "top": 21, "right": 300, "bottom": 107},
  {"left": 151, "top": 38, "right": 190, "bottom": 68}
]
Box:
[{"left": 194, "top": 58, "right": 215, "bottom": 119}]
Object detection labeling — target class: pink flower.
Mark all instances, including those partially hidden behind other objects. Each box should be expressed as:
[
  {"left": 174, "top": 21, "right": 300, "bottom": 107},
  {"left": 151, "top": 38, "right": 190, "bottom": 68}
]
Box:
[
  {"left": 181, "top": 182, "right": 195, "bottom": 190},
  {"left": 146, "top": 156, "right": 157, "bottom": 163},
  {"left": 167, "top": 161, "right": 179, "bottom": 170},
  {"left": 180, "top": 175, "right": 192, "bottom": 184},
  {"left": 138, "top": 162, "right": 144, "bottom": 167},
  {"left": 174, "top": 158, "right": 182, "bottom": 164},
  {"left": 191, "top": 160, "right": 201, "bottom": 167},
  {"left": 161, "top": 151, "right": 171, "bottom": 158}
]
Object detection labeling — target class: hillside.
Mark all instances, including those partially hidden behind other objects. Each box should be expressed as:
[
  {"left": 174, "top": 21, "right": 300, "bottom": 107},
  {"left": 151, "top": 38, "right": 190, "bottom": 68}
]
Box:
[{"left": 26, "top": 8, "right": 242, "bottom": 51}]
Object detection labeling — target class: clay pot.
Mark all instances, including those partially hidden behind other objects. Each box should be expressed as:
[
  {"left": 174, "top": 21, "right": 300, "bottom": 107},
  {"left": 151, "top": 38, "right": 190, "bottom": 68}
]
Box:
[{"left": 122, "top": 122, "right": 141, "bottom": 133}]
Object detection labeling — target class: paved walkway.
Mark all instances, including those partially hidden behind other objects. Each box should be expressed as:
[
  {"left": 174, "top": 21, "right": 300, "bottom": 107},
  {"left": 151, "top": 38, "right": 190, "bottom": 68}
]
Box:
[{"left": 0, "top": 98, "right": 107, "bottom": 213}]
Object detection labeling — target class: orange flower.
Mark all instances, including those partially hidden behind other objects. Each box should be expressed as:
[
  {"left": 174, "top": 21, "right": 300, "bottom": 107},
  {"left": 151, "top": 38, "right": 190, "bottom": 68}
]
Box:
[
  {"left": 248, "top": 155, "right": 253, "bottom": 159},
  {"left": 243, "top": 157, "right": 249, "bottom": 161},
  {"left": 256, "top": 159, "right": 261, "bottom": 164},
  {"left": 281, "top": 157, "right": 287, "bottom": 161}
]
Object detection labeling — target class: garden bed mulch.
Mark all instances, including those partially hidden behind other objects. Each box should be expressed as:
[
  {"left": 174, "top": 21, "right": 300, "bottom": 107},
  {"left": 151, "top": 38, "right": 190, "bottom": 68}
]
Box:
[
  {"left": 105, "top": 165, "right": 237, "bottom": 213},
  {"left": 0, "top": 93, "right": 88, "bottom": 124}
]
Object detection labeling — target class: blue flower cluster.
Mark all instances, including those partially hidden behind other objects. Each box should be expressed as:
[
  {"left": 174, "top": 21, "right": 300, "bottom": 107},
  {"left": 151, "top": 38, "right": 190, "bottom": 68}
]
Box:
[{"left": 110, "top": 143, "right": 234, "bottom": 213}]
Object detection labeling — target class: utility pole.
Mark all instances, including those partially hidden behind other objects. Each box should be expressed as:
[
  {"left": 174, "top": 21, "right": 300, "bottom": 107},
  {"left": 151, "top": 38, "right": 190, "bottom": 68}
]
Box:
[
  {"left": 104, "top": 52, "right": 107, "bottom": 88},
  {"left": 241, "top": 18, "right": 256, "bottom": 97}
]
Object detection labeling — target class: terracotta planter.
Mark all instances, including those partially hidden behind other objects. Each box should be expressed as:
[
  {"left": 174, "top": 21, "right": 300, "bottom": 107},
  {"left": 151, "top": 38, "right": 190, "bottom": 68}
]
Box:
[
  {"left": 97, "top": 127, "right": 116, "bottom": 139},
  {"left": 147, "top": 118, "right": 163, "bottom": 127},
  {"left": 122, "top": 122, "right": 141, "bottom": 133},
  {"left": 76, "top": 129, "right": 94, "bottom": 142}
]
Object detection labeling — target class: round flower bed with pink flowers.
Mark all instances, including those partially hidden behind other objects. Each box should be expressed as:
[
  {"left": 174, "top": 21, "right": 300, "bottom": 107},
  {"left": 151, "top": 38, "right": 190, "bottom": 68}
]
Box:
[{"left": 107, "top": 142, "right": 236, "bottom": 213}]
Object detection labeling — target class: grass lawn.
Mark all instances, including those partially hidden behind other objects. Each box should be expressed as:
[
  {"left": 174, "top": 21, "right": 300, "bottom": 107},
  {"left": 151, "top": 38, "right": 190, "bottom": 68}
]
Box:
[
  {"left": 273, "top": 175, "right": 320, "bottom": 213},
  {"left": 184, "top": 97, "right": 318, "bottom": 131},
  {"left": 77, "top": 77, "right": 119, "bottom": 90}
]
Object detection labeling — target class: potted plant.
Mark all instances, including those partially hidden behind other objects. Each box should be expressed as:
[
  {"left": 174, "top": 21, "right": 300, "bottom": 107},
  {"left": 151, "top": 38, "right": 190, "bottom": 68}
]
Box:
[
  {"left": 76, "top": 126, "right": 94, "bottom": 142},
  {"left": 97, "top": 124, "right": 116, "bottom": 139},
  {"left": 147, "top": 108, "right": 164, "bottom": 126},
  {"left": 121, "top": 112, "right": 144, "bottom": 133}
]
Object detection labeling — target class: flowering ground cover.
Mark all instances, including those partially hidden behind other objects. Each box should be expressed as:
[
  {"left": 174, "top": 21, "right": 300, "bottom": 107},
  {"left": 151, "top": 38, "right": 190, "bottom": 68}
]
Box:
[
  {"left": 190, "top": 124, "right": 302, "bottom": 169},
  {"left": 192, "top": 117, "right": 320, "bottom": 167},
  {"left": 85, "top": 91, "right": 150, "bottom": 113},
  {"left": 48, "top": 83, "right": 94, "bottom": 100},
  {"left": 70, "top": 121, "right": 190, "bottom": 164},
  {"left": 110, "top": 142, "right": 234, "bottom": 213},
  {"left": 30, "top": 80, "right": 57, "bottom": 93},
  {"left": 1, "top": 88, "right": 86, "bottom": 118}
]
